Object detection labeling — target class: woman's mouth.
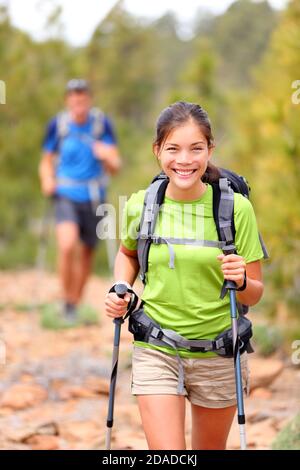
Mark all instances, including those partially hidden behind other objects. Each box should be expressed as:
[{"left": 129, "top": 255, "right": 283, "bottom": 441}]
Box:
[{"left": 172, "top": 169, "right": 197, "bottom": 178}]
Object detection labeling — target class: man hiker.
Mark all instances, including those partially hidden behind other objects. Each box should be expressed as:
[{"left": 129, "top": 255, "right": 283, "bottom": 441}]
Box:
[{"left": 39, "top": 79, "right": 121, "bottom": 322}]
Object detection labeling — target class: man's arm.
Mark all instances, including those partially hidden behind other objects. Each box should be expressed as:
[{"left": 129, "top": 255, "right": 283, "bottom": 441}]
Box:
[
  {"left": 92, "top": 116, "right": 122, "bottom": 175},
  {"left": 39, "top": 151, "right": 57, "bottom": 196},
  {"left": 93, "top": 141, "right": 122, "bottom": 175},
  {"left": 40, "top": 117, "right": 58, "bottom": 196}
]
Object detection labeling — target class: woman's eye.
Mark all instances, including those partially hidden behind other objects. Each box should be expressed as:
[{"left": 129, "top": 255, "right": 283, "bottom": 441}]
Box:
[
  {"left": 166, "top": 147, "right": 177, "bottom": 151},
  {"left": 193, "top": 147, "right": 203, "bottom": 152}
]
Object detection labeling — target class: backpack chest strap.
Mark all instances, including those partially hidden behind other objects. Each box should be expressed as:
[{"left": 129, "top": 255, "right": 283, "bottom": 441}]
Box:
[{"left": 151, "top": 235, "right": 226, "bottom": 269}]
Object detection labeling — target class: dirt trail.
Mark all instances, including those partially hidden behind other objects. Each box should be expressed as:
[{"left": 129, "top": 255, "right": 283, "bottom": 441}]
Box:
[{"left": 0, "top": 271, "right": 299, "bottom": 450}]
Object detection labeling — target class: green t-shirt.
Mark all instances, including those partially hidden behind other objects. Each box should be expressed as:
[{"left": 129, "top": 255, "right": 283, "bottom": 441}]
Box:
[{"left": 121, "top": 183, "right": 264, "bottom": 358}]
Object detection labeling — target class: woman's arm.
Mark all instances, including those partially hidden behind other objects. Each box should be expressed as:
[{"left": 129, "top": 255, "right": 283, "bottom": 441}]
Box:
[
  {"left": 236, "top": 260, "right": 264, "bottom": 306},
  {"left": 114, "top": 245, "right": 140, "bottom": 285},
  {"left": 218, "top": 254, "right": 264, "bottom": 306},
  {"left": 105, "top": 245, "right": 140, "bottom": 318}
]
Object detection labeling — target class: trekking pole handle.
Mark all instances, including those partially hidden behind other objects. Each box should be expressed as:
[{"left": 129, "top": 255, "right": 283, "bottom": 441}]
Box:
[
  {"left": 221, "top": 247, "right": 238, "bottom": 292},
  {"left": 113, "top": 283, "right": 128, "bottom": 325},
  {"left": 221, "top": 249, "right": 247, "bottom": 292},
  {"left": 224, "top": 274, "right": 247, "bottom": 292},
  {"left": 109, "top": 282, "right": 139, "bottom": 322},
  {"left": 114, "top": 283, "right": 128, "bottom": 299}
]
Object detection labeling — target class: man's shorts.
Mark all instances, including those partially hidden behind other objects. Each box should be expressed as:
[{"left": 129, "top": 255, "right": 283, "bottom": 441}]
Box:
[
  {"left": 54, "top": 196, "right": 102, "bottom": 248},
  {"left": 131, "top": 346, "right": 250, "bottom": 409}
]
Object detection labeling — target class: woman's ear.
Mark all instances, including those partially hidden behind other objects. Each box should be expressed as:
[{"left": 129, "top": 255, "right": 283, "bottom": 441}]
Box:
[
  {"left": 208, "top": 144, "right": 215, "bottom": 160},
  {"left": 153, "top": 144, "right": 162, "bottom": 167},
  {"left": 153, "top": 144, "right": 160, "bottom": 158}
]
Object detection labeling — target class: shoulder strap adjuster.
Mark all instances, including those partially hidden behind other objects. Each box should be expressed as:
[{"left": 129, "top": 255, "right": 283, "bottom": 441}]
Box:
[{"left": 222, "top": 243, "right": 236, "bottom": 254}]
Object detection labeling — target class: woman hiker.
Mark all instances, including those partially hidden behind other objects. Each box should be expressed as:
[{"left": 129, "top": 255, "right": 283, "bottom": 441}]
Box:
[{"left": 105, "top": 101, "right": 264, "bottom": 450}]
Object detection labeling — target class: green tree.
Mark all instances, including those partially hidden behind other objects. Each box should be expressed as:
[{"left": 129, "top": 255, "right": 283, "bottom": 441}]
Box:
[
  {"left": 194, "top": 0, "right": 278, "bottom": 89},
  {"left": 223, "top": 0, "right": 300, "bottom": 321}
]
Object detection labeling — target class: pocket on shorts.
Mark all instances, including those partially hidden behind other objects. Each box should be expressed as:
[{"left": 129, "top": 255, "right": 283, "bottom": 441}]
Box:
[
  {"left": 214, "top": 353, "right": 250, "bottom": 399},
  {"left": 215, "top": 352, "right": 250, "bottom": 397},
  {"left": 192, "top": 353, "right": 250, "bottom": 404},
  {"left": 132, "top": 346, "right": 165, "bottom": 381}
]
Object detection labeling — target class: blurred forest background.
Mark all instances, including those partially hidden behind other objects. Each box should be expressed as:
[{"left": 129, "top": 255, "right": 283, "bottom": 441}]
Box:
[{"left": 0, "top": 0, "right": 299, "bottom": 342}]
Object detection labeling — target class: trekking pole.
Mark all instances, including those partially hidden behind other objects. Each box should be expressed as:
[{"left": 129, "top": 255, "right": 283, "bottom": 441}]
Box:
[
  {"left": 105, "top": 283, "right": 138, "bottom": 450},
  {"left": 225, "top": 279, "right": 247, "bottom": 450},
  {"left": 30, "top": 196, "right": 54, "bottom": 311},
  {"left": 35, "top": 197, "right": 54, "bottom": 271}
]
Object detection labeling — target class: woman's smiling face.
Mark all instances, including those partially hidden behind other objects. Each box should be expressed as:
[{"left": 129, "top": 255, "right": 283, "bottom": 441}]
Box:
[{"left": 154, "top": 118, "right": 213, "bottom": 199}]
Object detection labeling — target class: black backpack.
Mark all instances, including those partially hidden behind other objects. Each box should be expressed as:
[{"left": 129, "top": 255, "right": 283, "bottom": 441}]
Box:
[{"left": 136, "top": 168, "right": 268, "bottom": 314}]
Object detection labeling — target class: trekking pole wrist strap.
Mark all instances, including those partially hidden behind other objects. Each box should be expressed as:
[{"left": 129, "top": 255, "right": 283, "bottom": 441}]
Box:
[
  {"left": 236, "top": 271, "right": 247, "bottom": 292},
  {"left": 220, "top": 271, "right": 247, "bottom": 298},
  {"left": 108, "top": 282, "right": 139, "bottom": 319}
]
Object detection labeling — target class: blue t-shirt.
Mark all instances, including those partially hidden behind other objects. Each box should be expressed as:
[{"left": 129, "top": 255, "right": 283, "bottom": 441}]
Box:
[{"left": 42, "top": 111, "right": 117, "bottom": 202}]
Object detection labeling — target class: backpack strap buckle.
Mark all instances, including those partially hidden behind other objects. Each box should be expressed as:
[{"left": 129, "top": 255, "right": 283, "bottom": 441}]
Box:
[{"left": 150, "top": 326, "right": 163, "bottom": 340}]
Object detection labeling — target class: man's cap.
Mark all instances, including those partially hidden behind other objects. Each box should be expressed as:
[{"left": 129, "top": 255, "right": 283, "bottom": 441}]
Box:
[{"left": 65, "top": 79, "right": 90, "bottom": 93}]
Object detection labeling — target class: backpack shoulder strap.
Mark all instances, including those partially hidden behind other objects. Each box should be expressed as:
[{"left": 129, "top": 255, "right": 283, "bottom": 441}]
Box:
[
  {"left": 89, "top": 107, "right": 105, "bottom": 139},
  {"left": 259, "top": 232, "right": 269, "bottom": 259},
  {"left": 213, "top": 177, "right": 269, "bottom": 260},
  {"left": 137, "top": 174, "right": 169, "bottom": 283},
  {"left": 56, "top": 110, "right": 71, "bottom": 140},
  {"left": 212, "top": 177, "right": 243, "bottom": 302},
  {"left": 56, "top": 108, "right": 105, "bottom": 147},
  {"left": 212, "top": 178, "right": 236, "bottom": 254}
]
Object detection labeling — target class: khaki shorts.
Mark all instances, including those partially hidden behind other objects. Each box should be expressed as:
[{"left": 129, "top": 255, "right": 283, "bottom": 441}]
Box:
[{"left": 131, "top": 346, "right": 250, "bottom": 409}]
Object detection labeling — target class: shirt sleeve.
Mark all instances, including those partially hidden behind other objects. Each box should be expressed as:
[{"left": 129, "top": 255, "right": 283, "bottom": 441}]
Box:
[
  {"left": 99, "top": 116, "right": 117, "bottom": 145},
  {"left": 234, "top": 194, "right": 264, "bottom": 263},
  {"left": 42, "top": 117, "right": 59, "bottom": 153},
  {"left": 121, "top": 191, "right": 145, "bottom": 251}
]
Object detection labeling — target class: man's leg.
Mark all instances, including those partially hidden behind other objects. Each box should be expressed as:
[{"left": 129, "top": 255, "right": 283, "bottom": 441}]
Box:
[
  {"left": 68, "top": 243, "right": 95, "bottom": 304},
  {"left": 67, "top": 200, "right": 99, "bottom": 304},
  {"left": 55, "top": 221, "right": 79, "bottom": 305}
]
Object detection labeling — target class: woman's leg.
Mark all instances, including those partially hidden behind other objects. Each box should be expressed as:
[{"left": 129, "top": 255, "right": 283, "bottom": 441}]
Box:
[
  {"left": 191, "top": 404, "right": 236, "bottom": 450},
  {"left": 137, "top": 395, "right": 186, "bottom": 450}
]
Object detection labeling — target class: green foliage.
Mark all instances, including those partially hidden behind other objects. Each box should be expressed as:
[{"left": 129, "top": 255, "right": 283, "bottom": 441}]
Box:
[
  {"left": 0, "top": 6, "right": 82, "bottom": 268},
  {"left": 194, "top": 0, "right": 278, "bottom": 89},
  {"left": 40, "top": 302, "right": 99, "bottom": 330},
  {"left": 253, "top": 323, "right": 283, "bottom": 357},
  {"left": 222, "top": 0, "right": 300, "bottom": 318},
  {"left": 0, "top": 0, "right": 298, "bottom": 337},
  {"left": 87, "top": 4, "right": 158, "bottom": 124},
  {"left": 272, "top": 413, "right": 300, "bottom": 450}
]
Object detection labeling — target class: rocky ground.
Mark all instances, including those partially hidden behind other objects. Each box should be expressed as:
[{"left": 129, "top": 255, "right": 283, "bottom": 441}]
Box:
[{"left": 0, "top": 270, "right": 299, "bottom": 450}]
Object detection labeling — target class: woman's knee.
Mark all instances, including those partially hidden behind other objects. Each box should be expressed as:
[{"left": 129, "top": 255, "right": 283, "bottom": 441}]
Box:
[
  {"left": 137, "top": 395, "right": 186, "bottom": 450},
  {"left": 191, "top": 404, "right": 236, "bottom": 450}
]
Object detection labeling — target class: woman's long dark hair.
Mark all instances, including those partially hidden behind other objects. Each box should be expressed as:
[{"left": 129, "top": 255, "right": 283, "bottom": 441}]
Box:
[{"left": 153, "top": 101, "right": 220, "bottom": 184}]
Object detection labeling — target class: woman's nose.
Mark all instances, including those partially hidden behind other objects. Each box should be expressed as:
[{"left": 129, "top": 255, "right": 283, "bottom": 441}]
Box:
[{"left": 176, "top": 150, "right": 192, "bottom": 164}]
